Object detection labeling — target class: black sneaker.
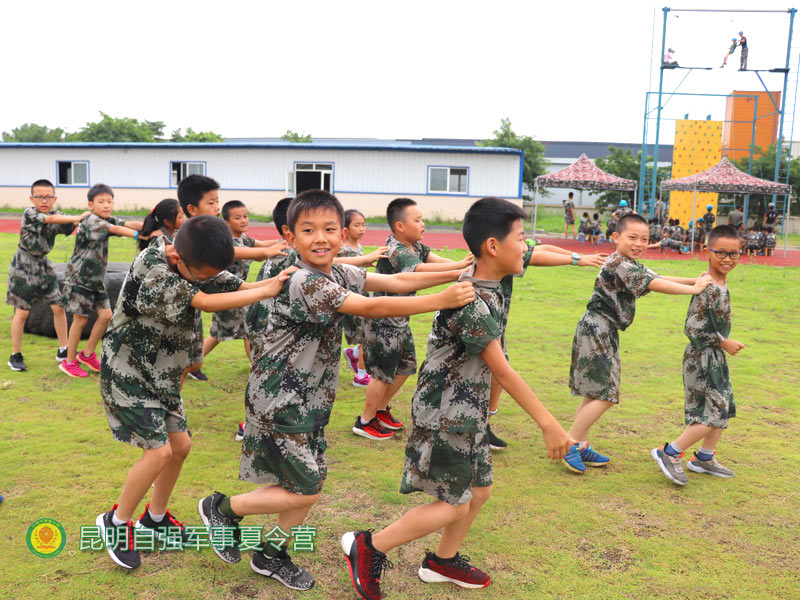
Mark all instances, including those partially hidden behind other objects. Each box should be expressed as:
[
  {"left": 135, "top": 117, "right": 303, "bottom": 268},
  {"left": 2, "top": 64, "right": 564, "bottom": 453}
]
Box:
[
  {"left": 55, "top": 347, "right": 68, "bottom": 362},
  {"left": 188, "top": 370, "right": 208, "bottom": 381},
  {"left": 135, "top": 503, "right": 191, "bottom": 548},
  {"left": 486, "top": 424, "right": 507, "bottom": 451},
  {"left": 251, "top": 548, "right": 315, "bottom": 590},
  {"left": 197, "top": 492, "right": 241, "bottom": 563},
  {"left": 8, "top": 353, "right": 27, "bottom": 371},
  {"left": 96, "top": 506, "right": 141, "bottom": 569}
]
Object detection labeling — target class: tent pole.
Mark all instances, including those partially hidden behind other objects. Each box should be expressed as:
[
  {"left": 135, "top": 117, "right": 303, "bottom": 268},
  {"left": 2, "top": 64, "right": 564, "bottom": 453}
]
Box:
[
  {"left": 691, "top": 190, "right": 697, "bottom": 251},
  {"left": 532, "top": 182, "right": 539, "bottom": 237}
]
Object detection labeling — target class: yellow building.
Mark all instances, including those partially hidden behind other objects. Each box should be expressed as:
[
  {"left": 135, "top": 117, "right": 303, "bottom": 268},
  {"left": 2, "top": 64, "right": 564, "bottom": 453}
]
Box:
[{"left": 669, "top": 120, "right": 723, "bottom": 227}]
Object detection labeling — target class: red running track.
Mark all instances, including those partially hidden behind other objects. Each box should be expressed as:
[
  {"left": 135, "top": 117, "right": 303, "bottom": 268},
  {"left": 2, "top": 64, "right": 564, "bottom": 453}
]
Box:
[{"left": 1, "top": 218, "right": 797, "bottom": 266}]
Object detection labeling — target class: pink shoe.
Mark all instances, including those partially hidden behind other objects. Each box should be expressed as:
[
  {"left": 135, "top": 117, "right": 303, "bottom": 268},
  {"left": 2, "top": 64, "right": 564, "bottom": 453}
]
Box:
[
  {"left": 344, "top": 347, "right": 359, "bottom": 374},
  {"left": 60, "top": 359, "right": 88, "bottom": 378},
  {"left": 352, "top": 373, "right": 371, "bottom": 387},
  {"left": 77, "top": 351, "right": 101, "bottom": 372}
]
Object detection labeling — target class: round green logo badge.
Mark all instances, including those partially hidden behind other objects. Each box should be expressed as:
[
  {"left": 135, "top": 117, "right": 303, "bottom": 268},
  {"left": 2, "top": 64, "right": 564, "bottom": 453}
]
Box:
[{"left": 27, "top": 518, "right": 67, "bottom": 558}]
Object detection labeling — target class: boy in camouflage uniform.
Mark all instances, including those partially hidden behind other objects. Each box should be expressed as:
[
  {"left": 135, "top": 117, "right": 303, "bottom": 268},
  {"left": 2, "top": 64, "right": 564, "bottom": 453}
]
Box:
[
  {"left": 95, "top": 216, "right": 290, "bottom": 570},
  {"left": 177, "top": 175, "right": 287, "bottom": 385},
  {"left": 652, "top": 225, "right": 744, "bottom": 485},
  {"left": 7, "top": 179, "right": 89, "bottom": 372},
  {"left": 203, "top": 200, "right": 286, "bottom": 364},
  {"left": 59, "top": 184, "right": 142, "bottom": 378},
  {"left": 563, "top": 213, "right": 712, "bottom": 474},
  {"left": 563, "top": 191, "right": 577, "bottom": 239},
  {"left": 341, "top": 197, "right": 573, "bottom": 600},
  {"left": 357, "top": 198, "right": 473, "bottom": 440},
  {"left": 764, "top": 230, "right": 777, "bottom": 256},
  {"left": 198, "top": 190, "right": 471, "bottom": 591}
]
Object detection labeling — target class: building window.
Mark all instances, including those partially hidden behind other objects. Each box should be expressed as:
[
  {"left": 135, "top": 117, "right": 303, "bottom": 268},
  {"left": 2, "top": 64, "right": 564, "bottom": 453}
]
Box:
[
  {"left": 293, "top": 162, "right": 333, "bottom": 194},
  {"left": 171, "top": 161, "right": 206, "bottom": 186},
  {"left": 57, "top": 161, "right": 89, "bottom": 186},
  {"left": 428, "top": 166, "right": 468, "bottom": 194}
]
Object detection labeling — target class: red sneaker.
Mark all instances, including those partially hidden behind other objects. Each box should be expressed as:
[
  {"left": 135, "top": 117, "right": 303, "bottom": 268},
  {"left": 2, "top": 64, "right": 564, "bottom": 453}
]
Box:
[
  {"left": 352, "top": 373, "right": 371, "bottom": 387},
  {"left": 60, "top": 359, "right": 88, "bottom": 378},
  {"left": 341, "top": 530, "right": 393, "bottom": 600},
  {"left": 352, "top": 417, "right": 394, "bottom": 440},
  {"left": 376, "top": 407, "right": 403, "bottom": 430},
  {"left": 418, "top": 551, "right": 491, "bottom": 589},
  {"left": 344, "top": 347, "right": 359, "bottom": 373},
  {"left": 78, "top": 351, "right": 101, "bottom": 372}
]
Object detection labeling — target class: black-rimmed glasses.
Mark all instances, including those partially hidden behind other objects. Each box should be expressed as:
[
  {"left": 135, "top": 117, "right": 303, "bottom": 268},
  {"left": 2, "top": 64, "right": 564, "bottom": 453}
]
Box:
[{"left": 708, "top": 249, "right": 741, "bottom": 260}]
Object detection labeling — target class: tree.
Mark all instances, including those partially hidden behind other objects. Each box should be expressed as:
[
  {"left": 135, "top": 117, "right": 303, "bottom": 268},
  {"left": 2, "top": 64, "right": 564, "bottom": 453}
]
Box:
[
  {"left": 730, "top": 142, "right": 800, "bottom": 217},
  {"left": 2, "top": 123, "right": 66, "bottom": 142},
  {"left": 281, "top": 130, "right": 312, "bottom": 143},
  {"left": 592, "top": 145, "right": 669, "bottom": 212},
  {"left": 67, "top": 112, "right": 165, "bottom": 142},
  {"left": 477, "top": 118, "right": 547, "bottom": 197},
  {"left": 171, "top": 128, "right": 224, "bottom": 142}
]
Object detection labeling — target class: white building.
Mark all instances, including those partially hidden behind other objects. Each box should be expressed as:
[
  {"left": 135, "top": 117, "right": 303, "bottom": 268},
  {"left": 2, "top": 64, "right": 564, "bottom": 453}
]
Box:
[{"left": 0, "top": 141, "right": 523, "bottom": 219}]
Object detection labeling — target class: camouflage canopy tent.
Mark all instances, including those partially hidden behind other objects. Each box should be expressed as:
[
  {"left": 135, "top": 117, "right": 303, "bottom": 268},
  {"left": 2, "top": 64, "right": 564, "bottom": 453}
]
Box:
[
  {"left": 531, "top": 154, "right": 637, "bottom": 233},
  {"left": 661, "top": 157, "right": 793, "bottom": 256}
]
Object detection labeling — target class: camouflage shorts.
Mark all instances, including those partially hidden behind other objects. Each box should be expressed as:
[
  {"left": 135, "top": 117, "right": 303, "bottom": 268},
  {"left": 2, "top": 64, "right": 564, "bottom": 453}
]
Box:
[
  {"left": 569, "top": 312, "right": 621, "bottom": 403},
  {"left": 188, "top": 312, "right": 204, "bottom": 365},
  {"left": 363, "top": 321, "right": 417, "bottom": 383},
  {"left": 60, "top": 284, "right": 110, "bottom": 317},
  {"left": 661, "top": 239, "right": 682, "bottom": 251},
  {"left": 6, "top": 251, "right": 61, "bottom": 310},
  {"left": 239, "top": 424, "right": 327, "bottom": 495},
  {"left": 103, "top": 398, "right": 188, "bottom": 450},
  {"left": 683, "top": 345, "right": 736, "bottom": 428},
  {"left": 399, "top": 426, "right": 492, "bottom": 506},
  {"left": 342, "top": 313, "right": 364, "bottom": 346},
  {"left": 210, "top": 307, "right": 247, "bottom": 341}
]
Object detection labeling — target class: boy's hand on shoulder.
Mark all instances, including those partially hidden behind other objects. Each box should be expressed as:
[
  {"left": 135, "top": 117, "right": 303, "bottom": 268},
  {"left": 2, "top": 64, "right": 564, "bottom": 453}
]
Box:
[
  {"left": 692, "top": 273, "right": 713, "bottom": 293},
  {"left": 364, "top": 245, "right": 389, "bottom": 265},
  {"left": 578, "top": 253, "right": 608, "bottom": 269},
  {"left": 540, "top": 421, "right": 574, "bottom": 459},
  {"left": 456, "top": 253, "right": 475, "bottom": 269},
  {"left": 261, "top": 240, "right": 289, "bottom": 259},
  {"left": 440, "top": 281, "right": 475, "bottom": 308},
  {"left": 720, "top": 338, "right": 745, "bottom": 355},
  {"left": 260, "top": 266, "right": 297, "bottom": 298},
  {"left": 79, "top": 211, "right": 92, "bottom": 221}
]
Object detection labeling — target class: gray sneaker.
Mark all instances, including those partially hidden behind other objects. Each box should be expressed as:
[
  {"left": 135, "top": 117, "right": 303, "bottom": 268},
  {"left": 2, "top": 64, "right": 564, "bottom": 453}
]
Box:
[
  {"left": 687, "top": 453, "right": 734, "bottom": 478},
  {"left": 651, "top": 446, "right": 688, "bottom": 486},
  {"left": 197, "top": 492, "right": 242, "bottom": 563},
  {"left": 250, "top": 549, "right": 315, "bottom": 590}
]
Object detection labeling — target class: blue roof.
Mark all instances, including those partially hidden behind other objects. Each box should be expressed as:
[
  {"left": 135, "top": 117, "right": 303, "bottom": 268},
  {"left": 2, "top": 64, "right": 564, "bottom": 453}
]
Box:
[{"left": 0, "top": 141, "right": 522, "bottom": 156}]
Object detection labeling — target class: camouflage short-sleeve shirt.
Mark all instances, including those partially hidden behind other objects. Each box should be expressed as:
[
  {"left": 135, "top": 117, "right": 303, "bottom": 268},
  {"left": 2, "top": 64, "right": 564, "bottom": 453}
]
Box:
[
  {"left": 685, "top": 283, "right": 730, "bottom": 350},
  {"left": 411, "top": 271, "right": 503, "bottom": 434},
  {"left": 374, "top": 234, "right": 431, "bottom": 328},
  {"left": 338, "top": 243, "right": 363, "bottom": 258},
  {"left": 585, "top": 251, "right": 659, "bottom": 330},
  {"left": 246, "top": 247, "right": 299, "bottom": 337},
  {"left": 63, "top": 213, "right": 125, "bottom": 290},
  {"left": 229, "top": 233, "right": 256, "bottom": 280},
  {"left": 18, "top": 207, "right": 76, "bottom": 256},
  {"left": 246, "top": 261, "right": 367, "bottom": 432},
  {"left": 101, "top": 238, "right": 242, "bottom": 408},
  {"left": 498, "top": 244, "right": 534, "bottom": 331}
]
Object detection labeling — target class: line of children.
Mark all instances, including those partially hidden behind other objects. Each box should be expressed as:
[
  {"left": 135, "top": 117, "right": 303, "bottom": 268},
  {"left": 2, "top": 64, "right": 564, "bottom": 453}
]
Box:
[
  {"left": 744, "top": 225, "right": 776, "bottom": 257},
  {"left": 196, "top": 190, "right": 475, "bottom": 590}
]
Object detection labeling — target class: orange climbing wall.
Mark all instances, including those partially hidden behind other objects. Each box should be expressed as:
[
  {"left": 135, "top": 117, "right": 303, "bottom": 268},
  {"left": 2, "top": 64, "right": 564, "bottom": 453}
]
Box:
[{"left": 669, "top": 120, "right": 723, "bottom": 227}]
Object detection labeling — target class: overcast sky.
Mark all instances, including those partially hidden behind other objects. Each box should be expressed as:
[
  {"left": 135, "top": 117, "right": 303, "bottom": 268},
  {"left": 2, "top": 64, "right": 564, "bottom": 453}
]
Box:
[{"left": 2, "top": 0, "right": 797, "bottom": 144}]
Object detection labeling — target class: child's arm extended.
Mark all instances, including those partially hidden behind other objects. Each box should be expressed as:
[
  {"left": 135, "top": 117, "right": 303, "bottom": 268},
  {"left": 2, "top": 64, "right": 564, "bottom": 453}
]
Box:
[
  {"left": 414, "top": 253, "right": 474, "bottom": 272},
  {"left": 234, "top": 244, "right": 288, "bottom": 260},
  {"left": 45, "top": 211, "right": 90, "bottom": 225},
  {"left": 237, "top": 266, "right": 298, "bottom": 290},
  {"left": 338, "top": 281, "right": 474, "bottom": 319},
  {"left": 336, "top": 246, "right": 390, "bottom": 267},
  {"left": 648, "top": 273, "right": 712, "bottom": 295},
  {"left": 481, "top": 340, "right": 573, "bottom": 459},
  {"left": 252, "top": 238, "right": 285, "bottom": 248},
  {"left": 191, "top": 270, "right": 292, "bottom": 312},
  {"left": 108, "top": 225, "right": 141, "bottom": 238},
  {"left": 363, "top": 269, "right": 462, "bottom": 294},
  {"left": 529, "top": 249, "right": 607, "bottom": 268},
  {"left": 658, "top": 275, "right": 700, "bottom": 285},
  {"left": 121, "top": 220, "right": 144, "bottom": 231}
]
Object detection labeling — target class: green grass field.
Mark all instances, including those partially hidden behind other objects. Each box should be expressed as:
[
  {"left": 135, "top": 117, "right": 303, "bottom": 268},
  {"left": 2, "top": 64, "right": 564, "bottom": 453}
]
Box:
[{"left": 1, "top": 232, "right": 798, "bottom": 600}]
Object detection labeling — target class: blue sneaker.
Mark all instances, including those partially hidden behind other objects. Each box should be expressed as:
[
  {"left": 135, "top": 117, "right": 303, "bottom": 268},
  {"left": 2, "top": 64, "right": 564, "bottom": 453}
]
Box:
[
  {"left": 579, "top": 444, "right": 610, "bottom": 467},
  {"left": 562, "top": 444, "right": 586, "bottom": 474}
]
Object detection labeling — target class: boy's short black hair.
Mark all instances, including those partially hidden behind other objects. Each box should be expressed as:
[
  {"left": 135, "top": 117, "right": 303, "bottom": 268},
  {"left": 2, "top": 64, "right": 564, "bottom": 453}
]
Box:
[
  {"left": 287, "top": 190, "right": 344, "bottom": 232},
  {"left": 708, "top": 224, "right": 740, "bottom": 247},
  {"left": 178, "top": 174, "right": 220, "bottom": 216},
  {"left": 222, "top": 199, "right": 246, "bottom": 221},
  {"left": 273, "top": 197, "right": 293, "bottom": 235},
  {"left": 173, "top": 215, "right": 233, "bottom": 271},
  {"left": 616, "top": 213, "right": 648, "bottom": 234},
  {"left": 344, "top": 208, "right": 365, "bottom": 229},
  {"left": 593, "top": 213, "right": 599, "bottom": 219},
  {"left": 463, "top": 197, "right": 526, "bottom": 257},
  {"left": 568, "top": 192, "right": 574, "bottom": 198},
  {"left": 31, "top": 179, "right": 55, "bottom": 194},
  {"left": 88, "top": 183, "right": 114, "bottom": 202},
  {"left": 386, "top": 198, "right": 417, "bottom": 233}
]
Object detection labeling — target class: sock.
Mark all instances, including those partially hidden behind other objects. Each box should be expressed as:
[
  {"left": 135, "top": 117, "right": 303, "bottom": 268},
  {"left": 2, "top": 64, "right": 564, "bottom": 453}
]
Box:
[
  {"left": 59, "top": 345, "right": 67, "bottom": 352},
  {"left": 351, "top": 346, "right": 359, "bottom": 359},
  {"left": 112, "top": 511, "right": 126, "bottom": 526},
  {"left": 148, "top": 509, "right": 166, "bottom": 523},
  {"left": 488, "top": 409, "right": 498, "bottom": 417},
  {"left": 357, "top": 368, "right": 367, "bottom": 378},
  {"left": 696, "top": 447, "right": 715, "bottom": 461},
  {"left": 217, "top": 495, "right": 241, "bottom": 519},
  {"left": 664, "top": 442, "right": 683, "bottom": 457},
  {"left": 432, "top": 552, "right": 458, "bottom": 564},
  {"left": 262, "top": 543, "right": 282, "bottom": 557},
  {"left": 360, "top": 416, "right": 370, "bottom": 425},
  {"left": 578, "top": 440, "right": 589, "bottom": 450}
]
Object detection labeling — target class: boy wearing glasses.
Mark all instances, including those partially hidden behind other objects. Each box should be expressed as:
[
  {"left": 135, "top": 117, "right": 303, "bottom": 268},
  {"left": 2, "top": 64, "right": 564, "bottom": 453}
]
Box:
[
  {"left": 7, "top": 179, "right": 89, "bottom": 371},
  {"left": 652, "top": 225, "right": 745, "bottom": 486},
  {"left": 96, "top": 215, "right": 291, "bottom": 570}
]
